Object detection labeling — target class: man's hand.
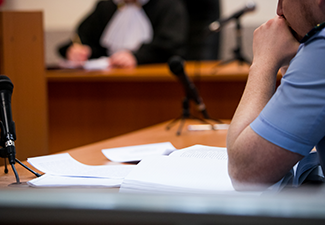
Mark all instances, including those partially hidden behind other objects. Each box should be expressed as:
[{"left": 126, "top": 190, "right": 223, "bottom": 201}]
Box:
[
  {"left": 66, "top": 43, "right": 91, "bottom": 63},
  {"left": 252, "top": 16, "right": 300, "bottom": 73},
  {"left": 109, "top": 50, "right": 137, "bottom": 69}
]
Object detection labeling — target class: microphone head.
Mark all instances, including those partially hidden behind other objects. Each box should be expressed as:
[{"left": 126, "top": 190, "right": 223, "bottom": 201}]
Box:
[
  {"left": 245, "top": 1, "right": 256, "bottom": 12},
  {"left": 168, "top": 56, "right": 185, "bottom": 76},
  {"left": 0, "top": 75, "right": 13, "bottom": 93},
  {"left": 209, "top": 21, "right": 221, "bottom": 32}
]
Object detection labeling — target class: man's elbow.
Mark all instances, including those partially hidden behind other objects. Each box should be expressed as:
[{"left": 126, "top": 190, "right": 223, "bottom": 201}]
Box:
[{"left": 228, "top": 163, "right": 271, "bottom": 192}]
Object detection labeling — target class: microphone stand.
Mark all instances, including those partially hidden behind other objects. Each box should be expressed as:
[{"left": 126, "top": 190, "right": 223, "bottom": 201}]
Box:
[
  {"left": 216, "top": 18, "right": 251, "bottom": 67},
  {"left": 0, "top": 132, "right": 42, "bottom": 185},
  {"left": 166, "top": 97, "right": 222, "bottom": 136},
  {"left": 0, "top": 150, "right": 42, "bottom": 185}
]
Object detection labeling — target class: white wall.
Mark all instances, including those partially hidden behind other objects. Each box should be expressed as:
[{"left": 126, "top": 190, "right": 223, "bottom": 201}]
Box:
[
  {"left": 2, "top": 0, "right": 279, "bottom": 31},
  {"left": 1, "top": 0, "right": 98, "bottom": 31},
  {"left": 222, "top": 0, "right": 278, "bottom": 26}
]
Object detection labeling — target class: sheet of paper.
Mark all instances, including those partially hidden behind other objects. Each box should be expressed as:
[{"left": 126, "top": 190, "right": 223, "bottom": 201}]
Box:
[
  {"left": 102, "top": 142, "right": 176, "bottom": 162},
  {"left": 120, "top": 155, "right": 234, "bottom": 194},
  {"left": 169, "top": 145, "right": 228, "bottom": 160},
  {"left": 27, "top": 153, "right": 136, "bottom": 179},
  {"left": 58, "top": 57, "right": 110, "bottom": 70},
  {"left": 28, "top": 174, "right": 123, "bottom": 188},
  {"left": 83, "top": 57, "right": 110, "bottom": 70}
]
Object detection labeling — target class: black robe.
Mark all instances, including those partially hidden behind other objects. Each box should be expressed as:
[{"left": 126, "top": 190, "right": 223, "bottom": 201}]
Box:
[{"left": 58, "top": 0, "right": 189, "bottom": 65}]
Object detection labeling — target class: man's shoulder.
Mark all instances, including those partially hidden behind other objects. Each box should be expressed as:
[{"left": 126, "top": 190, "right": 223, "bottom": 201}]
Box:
[
  {"left": 319, "top": 28, "right": 325, "bottom": 38},
  {"left": 304, "top": 27, "right": 325, "bottom": 45}
]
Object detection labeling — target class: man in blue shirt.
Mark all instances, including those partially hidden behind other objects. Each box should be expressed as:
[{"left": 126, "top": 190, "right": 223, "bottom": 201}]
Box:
[{"left": 227, "top": 0, "right": 325, "bottom": 191}]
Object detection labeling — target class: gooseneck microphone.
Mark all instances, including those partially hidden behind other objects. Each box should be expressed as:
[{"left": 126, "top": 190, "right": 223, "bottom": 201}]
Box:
[
  {"left": 0, "top": 75, "right": 16, "bottom": 166},
  {"left": 168, "top": 56, "right": 209, "bottom": 119},
  {"left": 209, "top": 1, "right": 256, "bottom": 32},
  {"left": 0, "top": 75, "right": 41, "bottom": 184}
]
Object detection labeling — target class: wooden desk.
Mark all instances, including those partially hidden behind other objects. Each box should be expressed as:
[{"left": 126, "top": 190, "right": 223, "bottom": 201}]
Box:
[
  {"left": 46, "top": 62, "right": 256, "bottom": 153},
  {"left": 0, "top": 119, "right": 227, "bottom": 188},
  {"left": 46, "top": 61, "right": 252, "bottom": 82},
  {"left": 1, "top": 120, "right": 325, "bottom": 225}
]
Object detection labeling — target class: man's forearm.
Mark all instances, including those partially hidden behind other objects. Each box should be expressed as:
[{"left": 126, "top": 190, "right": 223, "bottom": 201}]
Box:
[
  {"left": 227, "top": 63, "right": 279, "bottom": 149},
  {"left": 225, "top": 11, "right": 304, "bottom": 191}
]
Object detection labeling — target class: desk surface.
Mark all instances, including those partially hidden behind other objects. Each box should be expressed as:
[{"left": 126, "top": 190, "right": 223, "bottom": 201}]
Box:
[
  {"left": 46, "top": 61, "right": 254, "bottom": 82},
  {"left": 0, "top": 119, "right": 228, "bottom": 188}
]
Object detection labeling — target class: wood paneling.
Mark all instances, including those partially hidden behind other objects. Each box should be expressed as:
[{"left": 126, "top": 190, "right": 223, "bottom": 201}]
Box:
[
  {"left": 0, "top": 12, "right": 48, "bottom": 162},
  {"left": 46, "top": 62, "right": 253, "bottom": 153}
]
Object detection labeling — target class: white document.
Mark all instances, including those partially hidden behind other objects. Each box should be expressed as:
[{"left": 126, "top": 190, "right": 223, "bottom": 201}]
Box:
[
  {"left": 120, "top": 145, "right": 238, "bottom": 194},
  {"left": 27, "top": 153, "right": 136, "bottom": 179},
  {"left": 102, "top": 142, "right": 176, "bottom": 162},
  {"left": 83, "top": 57, "right": 110, "bottom": 70},
  {"left": 28, "top": 174, "right": 123, "bottom": 188},
  {"left": 169, "top": 145, "right": 228, "bottom": 160},
  {"left": 58, "top": 57, "right": 110, "bottom": 70},
  {"left": 120, "top": 156, "right": 234, "bottom": 194}
]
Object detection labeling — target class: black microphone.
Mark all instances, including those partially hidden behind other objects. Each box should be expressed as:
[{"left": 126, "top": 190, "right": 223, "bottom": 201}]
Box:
[
  {"left": 0, "top": 75, "right": 16, "bottom": 165},
  {"left": 168, "top": 56, "right": 209, "bottom": 119},
  {"left": 209, "top": 1, "right": 256, "bottom": 32}
]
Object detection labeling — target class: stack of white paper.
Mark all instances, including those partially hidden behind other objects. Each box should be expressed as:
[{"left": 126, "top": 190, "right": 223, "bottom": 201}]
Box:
[
  {"left": 27, "top": 153, "right": 136, "bottom": 187},
  {"left": 119, "top": 145, "right": 239, "bottom": 194}
]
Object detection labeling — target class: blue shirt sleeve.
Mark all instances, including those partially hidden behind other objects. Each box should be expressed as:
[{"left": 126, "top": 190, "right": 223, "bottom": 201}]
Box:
[{"left": 251, "top": 31, "right": 325, "bottom": 156}]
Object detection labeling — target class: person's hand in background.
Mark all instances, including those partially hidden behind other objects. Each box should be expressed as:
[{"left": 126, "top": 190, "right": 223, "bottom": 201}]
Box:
[
  {"left": 66, "top": 43, "right": 91, "bottom": 65},
  {"left": 110, "top": 50, "right": 137, "bottom": 69}
]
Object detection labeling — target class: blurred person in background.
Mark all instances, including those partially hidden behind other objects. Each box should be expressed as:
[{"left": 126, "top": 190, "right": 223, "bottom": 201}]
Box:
[{"left": 58, "top": 0, "right": 188, "bottom": 69}]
